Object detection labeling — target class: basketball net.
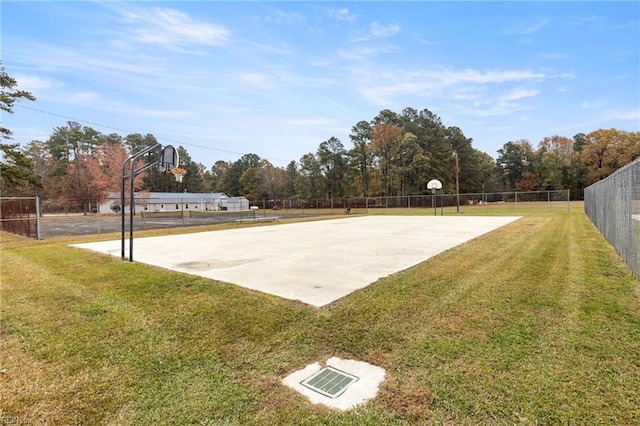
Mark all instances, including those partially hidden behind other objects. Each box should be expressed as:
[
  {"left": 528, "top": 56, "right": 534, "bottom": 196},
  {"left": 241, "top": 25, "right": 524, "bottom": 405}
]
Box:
[{"left": 170, "top": 167, "right": 187, "bottom": 183}]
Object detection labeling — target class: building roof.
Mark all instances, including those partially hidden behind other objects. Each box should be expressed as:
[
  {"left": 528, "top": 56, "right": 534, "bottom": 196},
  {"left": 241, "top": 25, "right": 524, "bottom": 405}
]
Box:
[
  {"left": 145, "top": 192, "right": 228, "bottom": 201},
  {"left": 110, "top": 192, "right": 230, "bottom": 202}
]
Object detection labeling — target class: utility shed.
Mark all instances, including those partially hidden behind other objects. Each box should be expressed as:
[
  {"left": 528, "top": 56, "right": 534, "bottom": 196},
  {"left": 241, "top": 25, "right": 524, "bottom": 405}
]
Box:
[{"left": 225, "top": 196, "right": 250, "bottom": 212}]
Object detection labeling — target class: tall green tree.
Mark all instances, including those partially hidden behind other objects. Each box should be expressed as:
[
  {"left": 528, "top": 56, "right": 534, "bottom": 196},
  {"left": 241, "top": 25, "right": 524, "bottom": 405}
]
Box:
[
  {"left": 1, "top": 62, "right": 36, "bottom": 140},
  {"left": 239, "top": 164, "right": 262, "bottom": 200},
  {"left": 284, "top": 161, "right": 298, "bottom": 197},
  {"left": 223, "top": 154, "right": 261, "bottom": 196},
  {"left": 175, "top": 146, "right": 205, "bottom": 193},
  {"left": 296, "top": 153, "right": 323, "bottom": 198},
  {"left": 45, "top": 121, "right": 102, "bottom": 162},
  {"left": 208, "top": 160, "right": 231, "bottom": 193},
  {"left": 536, "top": 135, "right": 574, "bottom": 190},
  {"left": 572, "top": 133, "right": 588, "bottom": 199},
  {"left": 402, "top": 108, "right": 448, "bottom": 184},
  {"left": 446, "top": 126, "right": 478, "bottom": 193},
  {"left": 580, "top": 129, "right": 640, "bottom": 185},
  {"left": 349, "top": 120, "right": 373, "bottom": 197},
  {"left": 496, "top": 140, "right": 534, "bottom": 190},
  {"left": 258, "top": 160, "right": 288, "bottom": 201},
  {"left": 394, "top": 132, "right": 428, "bottom": 196},
  {"left": 371, "top": 123, "right": 402, "bottom": 196},
  {"left": 0, "top": 143, "right": 43, "bottom": 195},
  {"left": 125, "top": 133, "right": 158, "bottom": 154},
  {"left": 317, "top": 137, "right": 348, "bottom": 198},
  {"left": 0, "top": 64, "right": 41, "bottom": 194},
  {"left": 474, "top": 150, "right": 501, "bottom": 194}
]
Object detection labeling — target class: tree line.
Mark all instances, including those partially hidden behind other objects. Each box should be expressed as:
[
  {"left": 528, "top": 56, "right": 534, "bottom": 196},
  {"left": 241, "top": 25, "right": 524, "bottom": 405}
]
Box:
[{"left": 2, "top": 66, "right": 639, "bottom": 207}]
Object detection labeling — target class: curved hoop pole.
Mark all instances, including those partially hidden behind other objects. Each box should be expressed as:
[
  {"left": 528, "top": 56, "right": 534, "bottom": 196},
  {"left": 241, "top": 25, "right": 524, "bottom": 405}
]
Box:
[{"left": 121, "top": 143, "right": 162, "bottom": 261}]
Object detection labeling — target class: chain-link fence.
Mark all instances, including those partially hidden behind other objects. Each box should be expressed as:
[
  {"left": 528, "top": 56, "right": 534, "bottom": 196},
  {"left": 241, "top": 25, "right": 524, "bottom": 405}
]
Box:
[
  {"left": 260, "top": 190, "right": 570, "bottom": 215},
  {"left": 2, "top": 190, "right": 569, "bottom": 239},
  {"left": 585, "top": 158, "right": 640, "bottom": 280},
  {"left": 0, "top": 196, "right": 41, "bottom": 239}
]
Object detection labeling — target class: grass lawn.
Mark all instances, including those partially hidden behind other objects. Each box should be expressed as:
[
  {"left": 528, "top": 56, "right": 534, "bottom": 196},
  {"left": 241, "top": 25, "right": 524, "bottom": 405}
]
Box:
[{"left": 1, "top": 202, "right": 639, "bottom": 425}]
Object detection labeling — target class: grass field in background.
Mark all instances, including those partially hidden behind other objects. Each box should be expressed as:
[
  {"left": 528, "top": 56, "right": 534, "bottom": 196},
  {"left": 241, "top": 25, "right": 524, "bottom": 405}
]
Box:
[{"left": 1, "top": 202, "right": 639, "bottom": 425}]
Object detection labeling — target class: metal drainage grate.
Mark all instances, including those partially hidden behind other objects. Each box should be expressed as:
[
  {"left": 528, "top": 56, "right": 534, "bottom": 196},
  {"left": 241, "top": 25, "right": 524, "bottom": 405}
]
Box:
[{"left": 300, "top": 366, "right": 359, "bottom": 398}]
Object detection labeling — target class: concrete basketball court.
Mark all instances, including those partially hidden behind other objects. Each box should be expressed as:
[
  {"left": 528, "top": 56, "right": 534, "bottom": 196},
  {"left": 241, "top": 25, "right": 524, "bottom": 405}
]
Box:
[{"left": 72, "top": 215, "right": 520, "bottom": 307}]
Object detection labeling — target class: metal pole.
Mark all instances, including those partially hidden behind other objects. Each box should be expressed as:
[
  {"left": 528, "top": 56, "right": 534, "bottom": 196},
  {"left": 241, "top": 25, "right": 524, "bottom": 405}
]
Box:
[
  {"left": 121, "top": 162, "right": 127, "bottom": 259},
  {"left": 129, "top": 162, "right": 135, "bottom": 262},
  {"left": 35, "top": 196, "right": 41, "bottom": 240},
  {"left": 455, "top": 152, "right": 460, "bottom": 213},
  {"left": 432, "top": 191, "right": 436, "bottom": 216}
]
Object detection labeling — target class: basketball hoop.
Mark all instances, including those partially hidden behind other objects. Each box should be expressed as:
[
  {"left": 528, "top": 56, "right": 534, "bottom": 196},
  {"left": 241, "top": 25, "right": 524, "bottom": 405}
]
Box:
[{"left": 170, "top": 167, "right": 187, "bottom": 183}]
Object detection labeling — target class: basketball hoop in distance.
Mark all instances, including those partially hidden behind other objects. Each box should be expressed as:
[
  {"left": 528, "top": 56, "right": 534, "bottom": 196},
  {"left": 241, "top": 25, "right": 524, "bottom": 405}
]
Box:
[
  {"left": 427, "top": 179, "right": 442, "bottom": 216},
  {"left": 170, "top": 167, "right": 187, "bottom": 183},
  {"left": 427, "top": 179, "right": 442, "bottom": 193}
]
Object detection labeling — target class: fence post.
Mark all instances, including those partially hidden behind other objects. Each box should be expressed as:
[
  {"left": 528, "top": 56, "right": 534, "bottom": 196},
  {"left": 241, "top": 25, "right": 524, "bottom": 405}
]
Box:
[
  {"left": 35, "top": 196, "right": 42, "bottom": 240},
  {"left": 627, "top": 169, "right": 633, "bottom": 270}
]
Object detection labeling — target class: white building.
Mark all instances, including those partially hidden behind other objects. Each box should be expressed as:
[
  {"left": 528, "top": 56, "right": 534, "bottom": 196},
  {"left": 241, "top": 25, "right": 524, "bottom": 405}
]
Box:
[
  {"left": 98, "top": 192, "right": 250, "bottom": 214},
  {"left": 226, "top": 196, "right": 250, "bottom": 212}
]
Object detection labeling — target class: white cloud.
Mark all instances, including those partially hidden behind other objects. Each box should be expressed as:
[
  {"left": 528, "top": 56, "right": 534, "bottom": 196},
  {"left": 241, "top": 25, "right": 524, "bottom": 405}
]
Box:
[
  {"left": 124, "top": 7, "right": 229, "bottom": 48},
  {"left": 135, "top": 109, "right": 192, "bottom": 119},
  {"left": 263, "top": 9, "right": 304, "bottom": 26},
  {"left": 234, "top": 67, "right": 335, "bottom": 94},
  {"left": 338, "top": 45, "right": 395, "bottom": 61},
  {"left": 352, "top": 21, "right": 400, "bottom": 42},
  {"left": 455, "top": 101, "right": 529, "bottom": 118},
  {"left": 606, "top": 109, "right": 640, "bottom": 121},
  {"left": 238, "top": 72, "right": 272, "bottom": 89},
  {"left": 14, "top": 74, "right": 55, "bottom": 91},
  {"left": 569, "top": 15, "right": 598, "bottom": 26},
  {"left": 60, "top": 90, "right": 192, "bottom": 119},
  {"left": 328, "top": 8, "right": 356, "bottom": 23},
  {"left": 68, "top": 92, "right": 102, "bottom": 104},
  {"left": 498, "top": 88, "right": 540, "bottom": 102},
  {"left": 284, "top": 117, "right": 336, "bottom": 127},
  {"left": 537, "top": 52, "right": 569, "bottom": 60},
  {"left": 506, "top": 19, "right": 550, "bottom": 35},
  {"left": 551, "top": 110, "right": 640, "bottom": 133},
  {"left": 370, "top": 21, "right": 400, "bottom": 38},
  {"left": 351, "top": 66, "right": 563, "bottom": 119},
  {"left": 580, "top": 101, "right": 604, "bottom": 109},
  {"left": 438, "top": 69, "right": 546, "bottom": 85}
]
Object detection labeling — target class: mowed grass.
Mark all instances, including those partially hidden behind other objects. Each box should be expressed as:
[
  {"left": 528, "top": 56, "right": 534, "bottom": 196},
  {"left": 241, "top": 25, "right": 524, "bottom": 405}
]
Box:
[{"left": 1, "top": 203, "right": 639, "bottom": 425}]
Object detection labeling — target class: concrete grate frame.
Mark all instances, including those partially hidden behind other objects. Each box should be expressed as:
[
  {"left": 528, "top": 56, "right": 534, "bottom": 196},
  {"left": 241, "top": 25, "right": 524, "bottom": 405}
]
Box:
[{"left": 300, "top": 366, "right": 359, "bottom": 399}]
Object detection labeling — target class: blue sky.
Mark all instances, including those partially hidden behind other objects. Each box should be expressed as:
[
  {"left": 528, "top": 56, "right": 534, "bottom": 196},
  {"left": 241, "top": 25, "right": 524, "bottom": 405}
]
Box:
[{"left": 3, "top": 1, "right": 639, "bottom": 167}]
